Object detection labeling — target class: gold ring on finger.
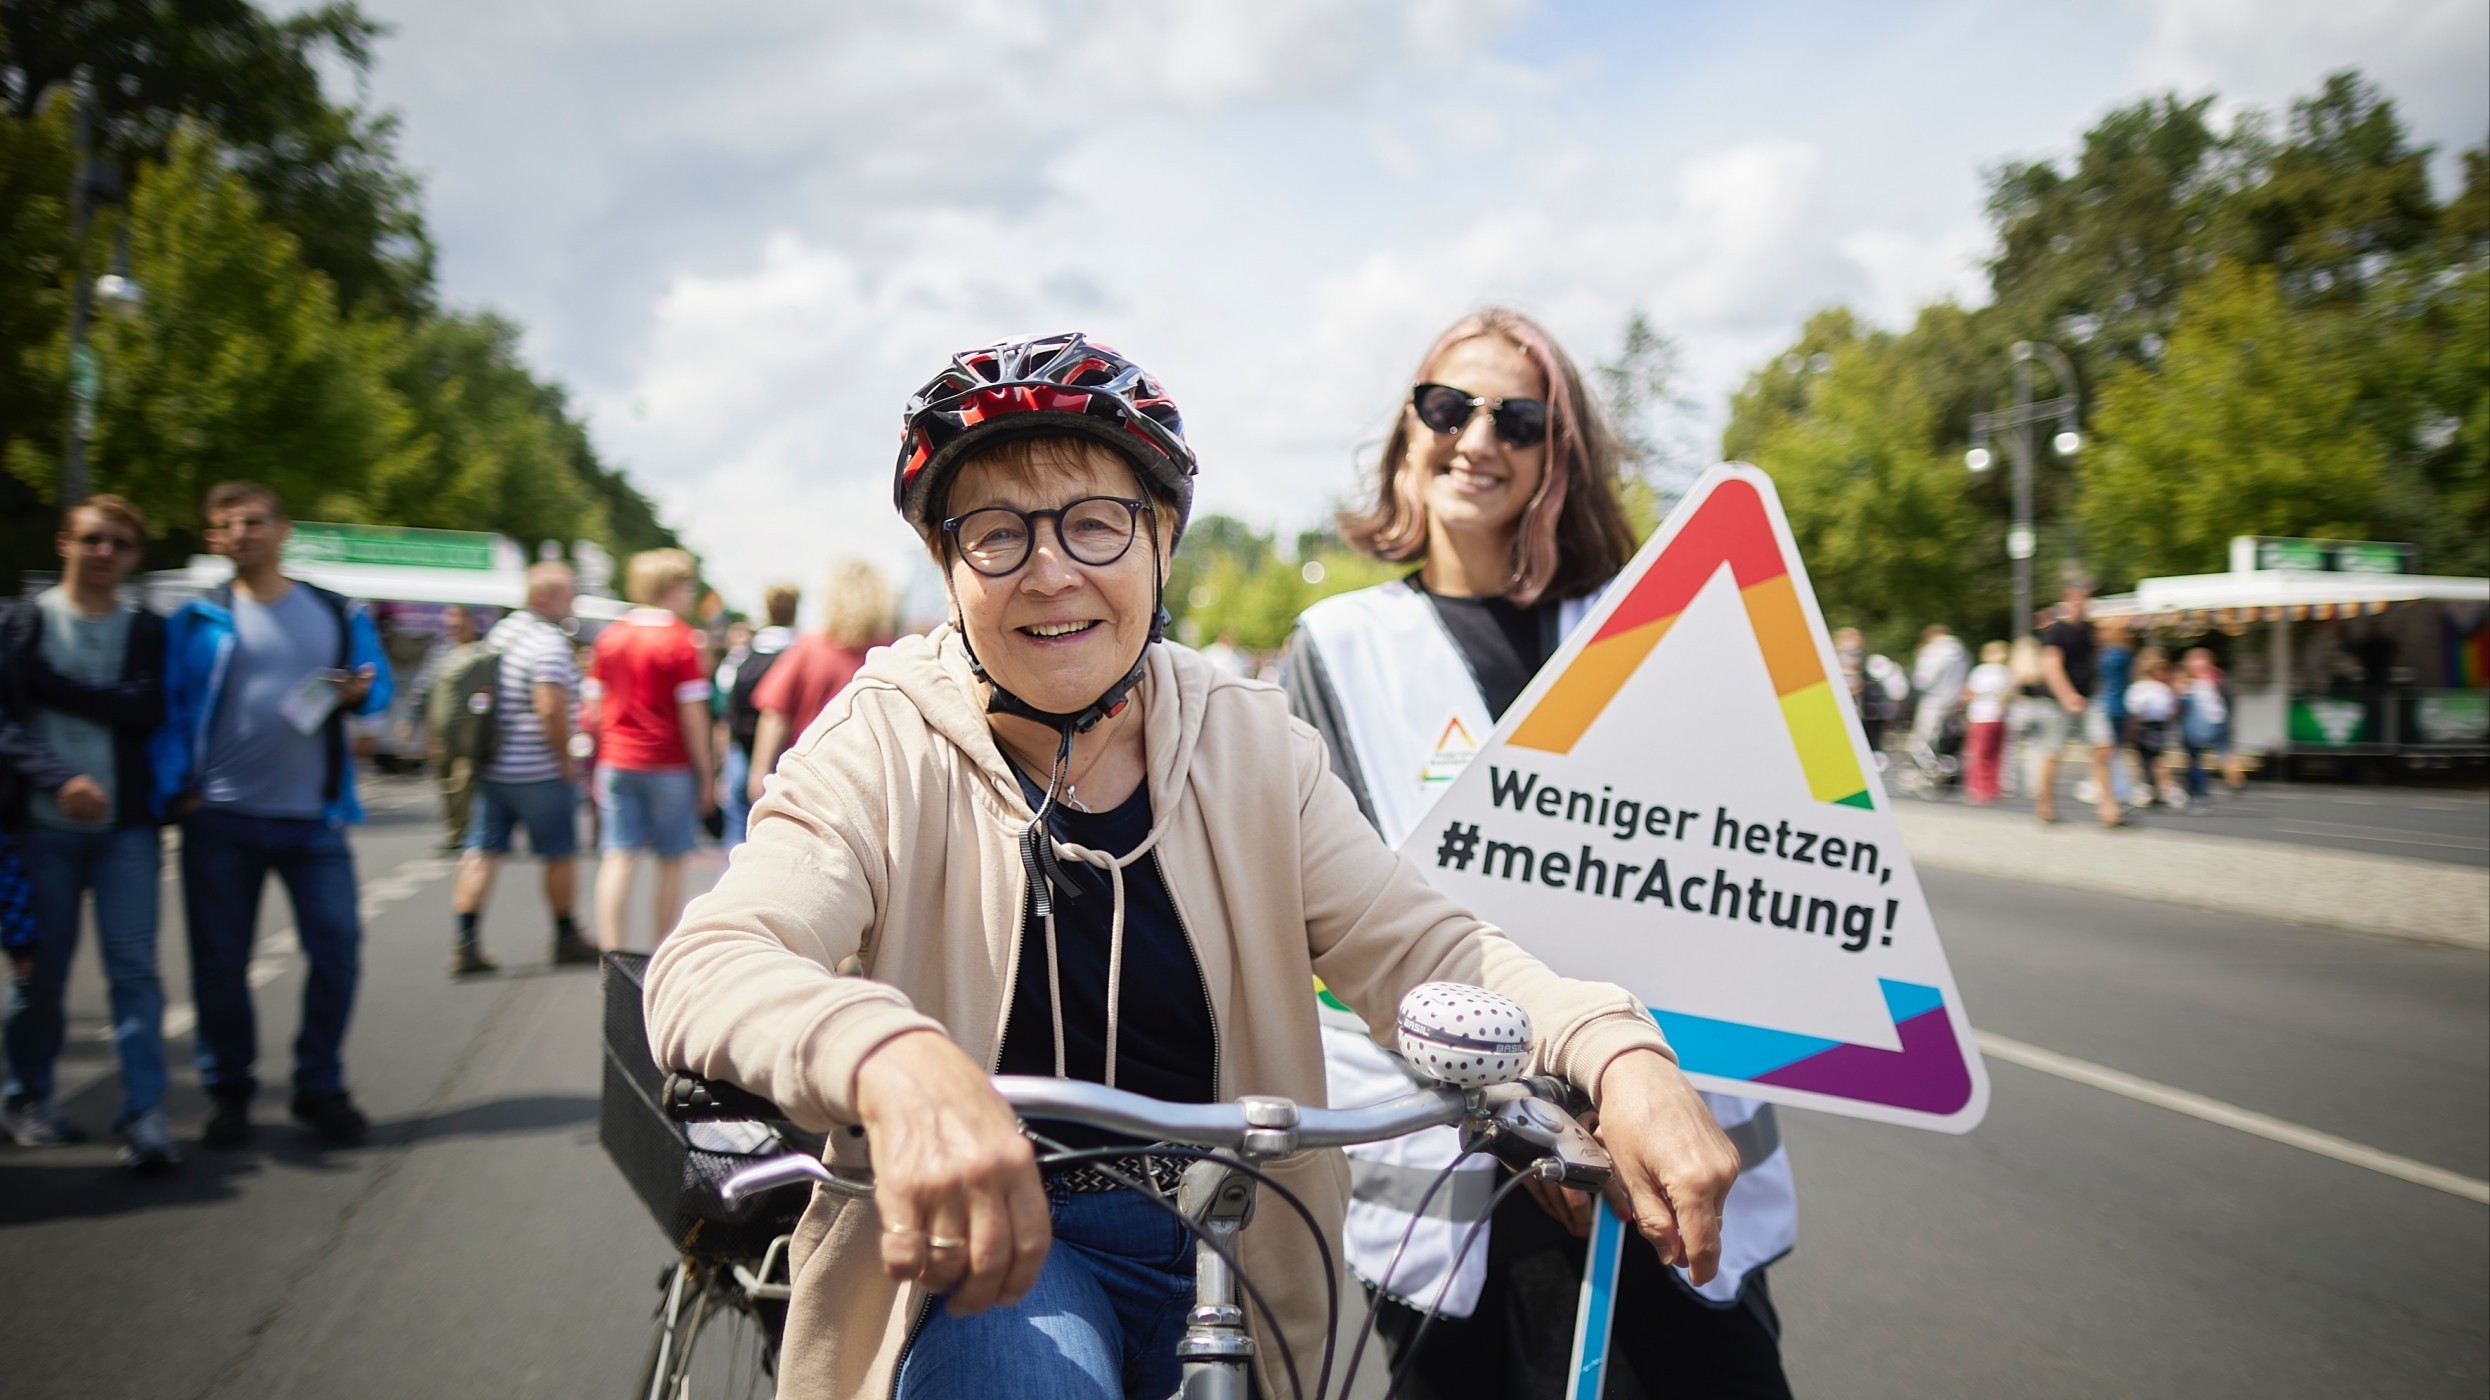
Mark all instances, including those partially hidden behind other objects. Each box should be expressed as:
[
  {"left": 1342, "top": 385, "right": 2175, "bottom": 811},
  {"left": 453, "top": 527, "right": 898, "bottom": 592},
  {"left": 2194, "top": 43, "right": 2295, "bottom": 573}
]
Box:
[{"left": 925, "top": 1235, "right": 967, "bottom": 1249}]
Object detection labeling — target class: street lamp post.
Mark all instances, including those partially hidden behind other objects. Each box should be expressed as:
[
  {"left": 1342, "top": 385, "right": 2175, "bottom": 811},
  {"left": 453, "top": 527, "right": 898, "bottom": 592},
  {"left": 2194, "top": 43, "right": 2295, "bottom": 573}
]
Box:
[
  {"left": 1966, "top": 340, "right": 2082, "bottom": 631},
  {"left": 60, "top": 67, "right": 141, "bottom": 506},
  {"left": 62, "top": 66, "right": 99, "bottom": 505}
]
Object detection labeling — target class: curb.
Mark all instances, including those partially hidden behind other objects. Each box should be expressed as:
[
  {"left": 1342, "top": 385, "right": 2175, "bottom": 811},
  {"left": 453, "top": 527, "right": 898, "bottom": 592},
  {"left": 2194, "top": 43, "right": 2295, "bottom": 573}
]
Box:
[{"left": 1892, "top": 805, "right": 2490, "bottom": 949}]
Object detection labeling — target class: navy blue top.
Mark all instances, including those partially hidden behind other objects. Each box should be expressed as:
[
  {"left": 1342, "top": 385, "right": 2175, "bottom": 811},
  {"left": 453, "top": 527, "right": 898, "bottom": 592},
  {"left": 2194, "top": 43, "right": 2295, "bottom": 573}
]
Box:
[{"left": 999, "top": 768, "right": 1217, "bottom": 1150}]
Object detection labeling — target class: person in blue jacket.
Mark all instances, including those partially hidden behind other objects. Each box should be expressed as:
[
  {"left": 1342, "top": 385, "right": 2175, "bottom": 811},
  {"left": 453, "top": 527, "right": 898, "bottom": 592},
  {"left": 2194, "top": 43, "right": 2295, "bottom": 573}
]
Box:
[{"left": 152, "top": 481, "right": 393, "bottom": 1148}]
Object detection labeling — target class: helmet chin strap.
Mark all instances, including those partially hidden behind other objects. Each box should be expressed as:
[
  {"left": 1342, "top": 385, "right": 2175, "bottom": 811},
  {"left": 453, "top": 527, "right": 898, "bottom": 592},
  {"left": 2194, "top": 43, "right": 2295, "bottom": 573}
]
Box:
[{"left": 949, "top": 528, "right": 1170, "bottom": 918}]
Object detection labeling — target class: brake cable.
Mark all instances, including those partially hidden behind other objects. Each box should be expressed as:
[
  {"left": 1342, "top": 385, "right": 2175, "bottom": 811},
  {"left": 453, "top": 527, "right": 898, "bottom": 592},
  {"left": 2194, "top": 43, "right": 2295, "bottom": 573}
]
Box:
[
  {"left": 1333, "top": 1147, "right": 1481, "bottom": 1400},
  {"left": 1027, "top": 1136, "right": 1333, "bottom": 1400},
  {"left": 1382, "top": 1169, "right": 1548, "bottom": 1400}
]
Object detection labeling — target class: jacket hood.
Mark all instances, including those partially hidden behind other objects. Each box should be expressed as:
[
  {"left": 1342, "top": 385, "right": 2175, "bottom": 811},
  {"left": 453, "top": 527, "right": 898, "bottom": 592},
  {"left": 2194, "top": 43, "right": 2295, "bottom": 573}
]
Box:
[{"left": 859, "top": 625, "right": 1217, "bottom": 841}]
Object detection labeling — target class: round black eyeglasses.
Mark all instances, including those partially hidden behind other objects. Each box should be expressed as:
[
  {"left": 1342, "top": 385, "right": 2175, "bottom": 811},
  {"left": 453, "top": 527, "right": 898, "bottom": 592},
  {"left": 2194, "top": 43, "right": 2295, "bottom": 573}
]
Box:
[
  {"left": 942, "top": 496, "right": 1150, "bottom": 577},
  {"left": 1411, "top": 382, "right": 1549, "bottom": 449}
]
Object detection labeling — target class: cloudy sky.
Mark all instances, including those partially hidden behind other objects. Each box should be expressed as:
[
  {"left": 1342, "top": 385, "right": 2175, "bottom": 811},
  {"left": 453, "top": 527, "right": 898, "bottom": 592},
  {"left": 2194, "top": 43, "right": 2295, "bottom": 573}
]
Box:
[{"left": 333, "top": 0, "right": 2488, "bottom": 613}]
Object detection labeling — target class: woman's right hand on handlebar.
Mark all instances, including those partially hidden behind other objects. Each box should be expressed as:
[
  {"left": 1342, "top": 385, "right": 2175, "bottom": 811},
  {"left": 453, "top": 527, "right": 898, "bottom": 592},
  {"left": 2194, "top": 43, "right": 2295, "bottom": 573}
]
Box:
[{"left": 852, "top": 1029, "right": 1052, "bottom": 1315}]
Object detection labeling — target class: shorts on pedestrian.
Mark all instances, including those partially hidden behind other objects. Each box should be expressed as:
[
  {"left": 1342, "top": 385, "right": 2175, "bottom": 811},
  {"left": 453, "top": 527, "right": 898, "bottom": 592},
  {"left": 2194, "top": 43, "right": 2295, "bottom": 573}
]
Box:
[
  {"left": 596, "top": 766, "right": 697, "bottom": 858},
  {"left": 2081, "top": 703, "right": 2117, "bottom": 748},
  {"left": 467, "top": 778, "right": 579, "bottom": 858},
  {"left": 2027, "top": 698, "right": 2073, "bottom": 754}
]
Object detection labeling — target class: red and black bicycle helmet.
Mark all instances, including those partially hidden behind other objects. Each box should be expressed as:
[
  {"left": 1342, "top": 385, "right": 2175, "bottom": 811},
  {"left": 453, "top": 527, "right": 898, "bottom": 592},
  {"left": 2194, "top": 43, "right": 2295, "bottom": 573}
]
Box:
[{"left": 894, "top": 332, "right": 1196, "bottom": 536}]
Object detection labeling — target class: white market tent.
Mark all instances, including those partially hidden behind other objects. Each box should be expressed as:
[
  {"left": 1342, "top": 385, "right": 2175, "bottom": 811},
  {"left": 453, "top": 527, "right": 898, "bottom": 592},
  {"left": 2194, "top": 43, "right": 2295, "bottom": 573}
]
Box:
[
  {"left": 147, "top": 554, "right": 632, "bottom": 622},
  {"left": 2092, "top": 539, "right": 2488, "bottom": 759}
]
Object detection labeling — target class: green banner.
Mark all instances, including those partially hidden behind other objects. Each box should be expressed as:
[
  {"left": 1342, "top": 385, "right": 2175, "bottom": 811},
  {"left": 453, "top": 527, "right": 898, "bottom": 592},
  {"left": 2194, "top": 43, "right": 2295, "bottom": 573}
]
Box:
[
  {"left": 285, "top": 522, "right": 498, "bottom": 571},
  {"left": 2248, "top": 537, "right": 2416, "bottom": 575},
  {"left": 2408, "top": 691, "right": 2489, "bottom": 746},
  {"left": 2288, "top": 696, "right": 2377, "bottom": 747}
]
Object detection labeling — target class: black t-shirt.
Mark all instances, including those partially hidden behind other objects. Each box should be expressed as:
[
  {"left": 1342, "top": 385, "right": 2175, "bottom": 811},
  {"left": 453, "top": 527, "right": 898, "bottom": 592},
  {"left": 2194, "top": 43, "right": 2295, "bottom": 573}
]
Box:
[
  {"left": 2039, "top": 617, "right": 2098, "bottom": 699},
  {"left": 998, "top": 769, "right": 1216, "bottom": 1149},
  {"left": 1415, "top": 579, "right": 1565, "bottom": 721}
]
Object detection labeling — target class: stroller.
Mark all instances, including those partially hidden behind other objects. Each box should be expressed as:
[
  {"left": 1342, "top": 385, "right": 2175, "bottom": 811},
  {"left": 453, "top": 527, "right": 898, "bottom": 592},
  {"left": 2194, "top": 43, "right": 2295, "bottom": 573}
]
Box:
[{"left": 1893, "top": 694, "right": 1967, "bottom": 796}]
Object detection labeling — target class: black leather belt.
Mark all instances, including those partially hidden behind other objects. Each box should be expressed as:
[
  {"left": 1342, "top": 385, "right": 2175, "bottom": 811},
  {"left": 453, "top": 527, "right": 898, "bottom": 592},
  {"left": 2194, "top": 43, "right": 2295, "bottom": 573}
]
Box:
[{"left": 1045, "top": 1150, "right": 1191, "bottom": 1196}]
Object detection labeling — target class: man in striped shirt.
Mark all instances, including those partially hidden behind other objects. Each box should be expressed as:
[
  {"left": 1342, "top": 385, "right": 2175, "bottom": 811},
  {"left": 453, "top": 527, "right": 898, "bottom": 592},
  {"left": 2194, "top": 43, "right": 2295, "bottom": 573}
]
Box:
[{"left": 448, "top": 562, "right": 596, "bottom": 975}]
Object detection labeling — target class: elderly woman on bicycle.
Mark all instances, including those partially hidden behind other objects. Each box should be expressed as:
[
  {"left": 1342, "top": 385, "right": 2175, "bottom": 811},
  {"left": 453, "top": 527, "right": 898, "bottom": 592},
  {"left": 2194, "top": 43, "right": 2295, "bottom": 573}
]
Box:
[{"left": 644, "top": 334, "right": 1739, "bottom": 1400}]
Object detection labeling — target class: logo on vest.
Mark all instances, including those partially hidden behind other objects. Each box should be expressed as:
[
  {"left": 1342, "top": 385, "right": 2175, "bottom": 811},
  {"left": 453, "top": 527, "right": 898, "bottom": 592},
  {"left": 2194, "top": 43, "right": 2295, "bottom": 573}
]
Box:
[{"left": 1419, "top": 714, "right": 1478, "bottom": 788}]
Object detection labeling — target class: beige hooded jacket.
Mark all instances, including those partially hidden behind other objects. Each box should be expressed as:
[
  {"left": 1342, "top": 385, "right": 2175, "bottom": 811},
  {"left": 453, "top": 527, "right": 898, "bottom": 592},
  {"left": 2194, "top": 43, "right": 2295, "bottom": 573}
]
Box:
[{"left": 643, "top": 627, "right": 1672, "bottom": 1398}]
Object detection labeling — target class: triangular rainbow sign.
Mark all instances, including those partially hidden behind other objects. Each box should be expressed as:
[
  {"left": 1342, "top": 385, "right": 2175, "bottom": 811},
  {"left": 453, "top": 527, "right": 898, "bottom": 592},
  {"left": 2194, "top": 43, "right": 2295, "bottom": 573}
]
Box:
[{"left": 1399, "top": 463, "right": 1988, "bottom": 1131}]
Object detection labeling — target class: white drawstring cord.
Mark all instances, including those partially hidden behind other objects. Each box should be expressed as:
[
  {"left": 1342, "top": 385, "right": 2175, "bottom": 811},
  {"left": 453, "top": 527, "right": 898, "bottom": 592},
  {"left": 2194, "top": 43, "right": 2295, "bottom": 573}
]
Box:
[{"left": 1039, "top": 825, "right": 1168, "bottom": 1091}]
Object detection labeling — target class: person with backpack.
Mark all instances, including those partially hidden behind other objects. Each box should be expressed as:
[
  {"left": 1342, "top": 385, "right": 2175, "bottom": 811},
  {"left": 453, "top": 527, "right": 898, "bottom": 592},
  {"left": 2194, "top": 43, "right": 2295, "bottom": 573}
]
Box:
[
  {"left": 445, "top": 563, "right": 596, "bottom": 976},
  {"left": 714, "top": 584, "right": 798, "bottom": 850},
  {"left": 416, "top": 604, "right": 485, "bottom": 853},
  {"left": 152, "top": 482, "right": 393, "bottom": 1148}
]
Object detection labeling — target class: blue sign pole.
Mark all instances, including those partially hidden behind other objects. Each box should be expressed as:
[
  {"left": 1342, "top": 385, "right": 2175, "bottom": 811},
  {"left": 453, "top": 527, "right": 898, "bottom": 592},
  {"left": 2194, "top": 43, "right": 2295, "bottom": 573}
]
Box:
[{"left": 1565, "top": 1196, "right": 1628, "bottom": 1399}]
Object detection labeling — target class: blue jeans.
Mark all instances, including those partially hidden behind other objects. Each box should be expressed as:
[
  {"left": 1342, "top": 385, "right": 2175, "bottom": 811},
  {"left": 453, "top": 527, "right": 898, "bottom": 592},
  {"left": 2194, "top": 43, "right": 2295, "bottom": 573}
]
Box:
[
  {"left": 179, "top": 809, "right": 361, "bottom": 1100},
  {"left": 2181, "top": 712, "right": 2231, "bottom": 797},
  {"left": 4, "top": 825, "right": 166, "bottom": 1125},
  {"left": 720, "top": 745, "right": 752, "bottom": 851},
  {"left": 896, "top": 1184, "right": 1199, "bottom": 1400},
  {"left": 596, "top": 766, "right": 697, "bottom": 857}
]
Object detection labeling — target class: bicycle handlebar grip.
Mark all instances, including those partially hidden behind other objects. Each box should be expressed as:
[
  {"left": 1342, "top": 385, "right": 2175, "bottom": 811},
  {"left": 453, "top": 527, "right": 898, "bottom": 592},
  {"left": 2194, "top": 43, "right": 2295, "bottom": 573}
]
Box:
[{"left": 662, "top": 1071, "right": 787, "bottom": 1122}]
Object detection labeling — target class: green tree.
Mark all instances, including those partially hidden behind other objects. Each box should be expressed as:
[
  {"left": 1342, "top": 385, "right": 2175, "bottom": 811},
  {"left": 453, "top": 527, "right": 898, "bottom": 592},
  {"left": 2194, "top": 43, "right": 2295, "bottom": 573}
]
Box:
[
  {"left": 46, "top": 127, "right": 419, "bottom": 536},
  {"left": 1163, "top": 514, "right": 1397, "bottom": 654},
  {"left": 375, "top": 312, "right": 607, "bottom": 550},
  {"left": 2217, "top": 72, "right": 2440, "bottom": 306},
  {"left": 0, "top": 96, "right": 73, "bottom": 572},
  {"left": 1984, "top": 92, "right": 2238, "bottom": 379},
  {"left": 1724, "top": 306, "right": 1995, "bottom": 654},
  {"left": 2, "top": 0, "right": 433, "bottom": 316},
  {"left": 1592, "top": 310, "right": 1696, "bottom": 533},
  {"left": 2078, "top": 260, "right": 2400, "bottom": 580}
]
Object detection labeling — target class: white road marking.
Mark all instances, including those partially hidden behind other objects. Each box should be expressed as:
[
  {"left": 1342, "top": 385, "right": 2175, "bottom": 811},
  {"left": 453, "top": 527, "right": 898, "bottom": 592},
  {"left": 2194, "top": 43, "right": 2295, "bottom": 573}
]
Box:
[{"left": 1975, "top": 1029, "right": 2490, "bottom": 1205}]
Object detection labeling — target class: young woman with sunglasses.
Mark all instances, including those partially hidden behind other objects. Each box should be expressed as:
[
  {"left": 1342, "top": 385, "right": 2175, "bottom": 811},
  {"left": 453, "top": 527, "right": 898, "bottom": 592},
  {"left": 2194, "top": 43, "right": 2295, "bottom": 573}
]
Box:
[
  {"left": 644, "top": 332, "right": 1743, "bottom": 1399},
  {"left": 1286, "top": 308, "right": 1797, "bottom": 1399}
]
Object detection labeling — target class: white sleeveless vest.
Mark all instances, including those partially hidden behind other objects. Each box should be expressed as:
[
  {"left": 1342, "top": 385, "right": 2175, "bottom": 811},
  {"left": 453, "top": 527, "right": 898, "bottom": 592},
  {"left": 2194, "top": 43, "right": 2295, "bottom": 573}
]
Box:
[{"left": 1297, "top": 580, "right": 1797, "bottom": 1311}]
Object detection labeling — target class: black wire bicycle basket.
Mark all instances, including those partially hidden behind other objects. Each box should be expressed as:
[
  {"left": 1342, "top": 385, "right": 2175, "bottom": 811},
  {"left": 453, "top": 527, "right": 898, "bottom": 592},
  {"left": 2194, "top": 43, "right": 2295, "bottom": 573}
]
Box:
[{"left": 599, "top": 951, "right": 809, "bottom": 1258}]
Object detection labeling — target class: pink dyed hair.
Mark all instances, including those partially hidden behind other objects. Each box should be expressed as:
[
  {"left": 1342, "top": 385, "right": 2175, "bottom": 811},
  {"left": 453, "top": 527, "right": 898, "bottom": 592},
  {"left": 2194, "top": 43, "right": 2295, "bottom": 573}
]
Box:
[{"left": 1338, "top": 308, "right": 1632, "bottom": 605}]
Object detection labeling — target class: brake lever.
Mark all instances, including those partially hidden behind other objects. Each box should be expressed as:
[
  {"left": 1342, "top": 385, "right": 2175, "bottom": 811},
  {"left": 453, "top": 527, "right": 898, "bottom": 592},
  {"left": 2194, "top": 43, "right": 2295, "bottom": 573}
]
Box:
[{"left": 1482, "top": 1091, "right": 1612, "bottom": 1189}]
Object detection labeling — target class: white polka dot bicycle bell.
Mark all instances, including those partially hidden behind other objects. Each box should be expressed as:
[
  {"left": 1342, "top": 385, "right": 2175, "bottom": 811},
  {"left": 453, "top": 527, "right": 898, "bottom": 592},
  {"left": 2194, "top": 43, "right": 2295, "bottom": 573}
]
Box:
[{"left": 1396, "top": 983, "right": 1532, "bottom": 1088}]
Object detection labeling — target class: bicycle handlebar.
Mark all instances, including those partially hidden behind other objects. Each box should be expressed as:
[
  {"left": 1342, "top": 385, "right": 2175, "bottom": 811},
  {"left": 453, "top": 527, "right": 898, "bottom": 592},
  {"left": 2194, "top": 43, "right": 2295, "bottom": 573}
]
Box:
[{"left": 709, "top": 1072, "right": 1610, "bottom": 1209}]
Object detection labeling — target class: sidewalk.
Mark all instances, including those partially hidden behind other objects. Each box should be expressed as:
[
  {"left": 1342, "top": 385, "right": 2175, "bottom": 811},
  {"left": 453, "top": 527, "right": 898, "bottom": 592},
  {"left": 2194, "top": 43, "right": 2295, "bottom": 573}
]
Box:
[{"left": 1894, "top": 797, "right": 2490, "bottom": 949}]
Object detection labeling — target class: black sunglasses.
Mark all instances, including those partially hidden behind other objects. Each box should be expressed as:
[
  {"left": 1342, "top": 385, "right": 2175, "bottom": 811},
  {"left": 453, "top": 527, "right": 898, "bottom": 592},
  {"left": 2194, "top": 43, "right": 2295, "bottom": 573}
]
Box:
[
  {"left": 1411, "top": 382, "right": 1549, "bottom": 449},
  {"left": 942, "top": 496, "right": 1150, "bottom": 577}
]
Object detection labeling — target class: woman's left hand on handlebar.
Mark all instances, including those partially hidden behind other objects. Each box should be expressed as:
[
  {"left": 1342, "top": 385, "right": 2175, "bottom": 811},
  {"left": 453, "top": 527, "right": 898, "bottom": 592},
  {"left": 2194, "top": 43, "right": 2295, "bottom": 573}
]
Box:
[
  {"left": 1589, "top": 1048, "right": 1741, "bottom": 1284},
  {"left": 853, "top": 1029, "right": 1054, "bottom": 1314}
]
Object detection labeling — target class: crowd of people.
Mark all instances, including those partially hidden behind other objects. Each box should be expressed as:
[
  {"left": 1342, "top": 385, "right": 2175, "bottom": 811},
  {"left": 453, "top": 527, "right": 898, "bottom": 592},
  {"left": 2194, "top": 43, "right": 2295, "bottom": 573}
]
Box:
[
  {"left": 1, "top": 484, "right": 391, "bottom": 1168},
  {"left": 1839, "top": 574, "right": 2247, "bottom": 824},
  {"left": 0, "top": 480, "right": 903, "bottom": 1174}
]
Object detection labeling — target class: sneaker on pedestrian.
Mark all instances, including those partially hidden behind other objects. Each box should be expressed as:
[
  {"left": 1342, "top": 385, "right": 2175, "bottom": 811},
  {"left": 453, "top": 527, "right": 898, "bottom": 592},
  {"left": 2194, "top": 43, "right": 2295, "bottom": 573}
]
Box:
[
  {"left": 450, "top": 942, "right": 500, "bottom": 977},
  {"left": 202, "top": 1093, "right": 253, "bottom": 1148},
  {"left": 290, "top": 1090, "right": 369, "bottom": 1146},
  {"left": 3, "top": 1097, "right": 88, "bottom": 1148},
  {"left": 118, "top": 1108, "right": 183, "bottom": 1174},
  {"left": 551, "top": 929, "right": 601, "bottom": 966}
]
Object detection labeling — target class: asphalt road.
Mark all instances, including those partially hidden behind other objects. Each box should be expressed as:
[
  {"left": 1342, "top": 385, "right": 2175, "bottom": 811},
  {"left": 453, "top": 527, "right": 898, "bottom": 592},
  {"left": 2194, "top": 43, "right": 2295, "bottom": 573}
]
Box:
[{"left": 3, "top": 776, "right": 2483, "bottom": 1399}]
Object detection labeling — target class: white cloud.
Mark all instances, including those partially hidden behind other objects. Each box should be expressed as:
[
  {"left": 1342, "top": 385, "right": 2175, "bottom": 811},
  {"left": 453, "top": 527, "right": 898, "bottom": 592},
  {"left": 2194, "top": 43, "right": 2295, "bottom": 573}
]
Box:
[
  {"left": 1838, "top": 222, "right": 1995, "bottom": 330},
  {"left": 336, "top": 0, "right": 2490, "bottom": 610},
  {"left": 2126, "top": 0, "right": 2489, "bottom": 180}
]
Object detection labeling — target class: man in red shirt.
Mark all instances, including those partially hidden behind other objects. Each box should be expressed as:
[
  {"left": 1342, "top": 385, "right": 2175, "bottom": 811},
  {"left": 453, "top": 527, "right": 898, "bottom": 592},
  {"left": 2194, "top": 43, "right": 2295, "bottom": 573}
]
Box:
[{"left": 589, "top": 549, "right": 715, "bottom": 950}]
